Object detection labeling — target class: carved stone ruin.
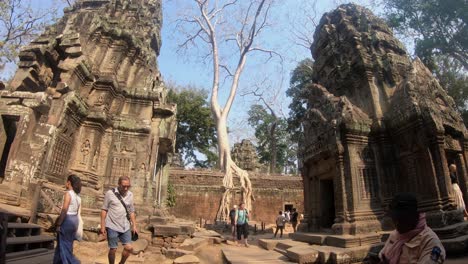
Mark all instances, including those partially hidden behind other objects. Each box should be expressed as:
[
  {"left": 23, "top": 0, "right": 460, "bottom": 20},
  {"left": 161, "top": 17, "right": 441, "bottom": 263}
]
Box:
[
  {"left": 231, "top": 139, "right": 261, "bottom": 172},
  {"left": 300, "top": 3, "right": 468, "bottom": 241},
  {"left": 0, "top": 0, "right": 177, "bottom": 215}
]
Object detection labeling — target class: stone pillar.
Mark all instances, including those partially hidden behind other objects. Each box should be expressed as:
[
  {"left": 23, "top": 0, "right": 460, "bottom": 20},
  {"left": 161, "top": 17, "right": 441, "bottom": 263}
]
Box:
[
  {"left": 298, "top": 165, "right": 310, "bottom": 232},
  {"left": 429, "top": 135, "right": 452, "bottom": 207},
  {"left": 333, "top": 143, "right": 347, "bottom": 229}
]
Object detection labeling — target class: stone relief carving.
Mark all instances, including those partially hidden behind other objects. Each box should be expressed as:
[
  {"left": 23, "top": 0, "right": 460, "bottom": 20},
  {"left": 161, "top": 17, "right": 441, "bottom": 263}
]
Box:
[{"left": 80, "top": 139, "right": 91, "bottom": 165}]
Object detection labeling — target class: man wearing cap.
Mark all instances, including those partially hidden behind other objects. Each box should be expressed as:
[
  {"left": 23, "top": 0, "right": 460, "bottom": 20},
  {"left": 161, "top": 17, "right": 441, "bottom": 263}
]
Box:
[{"left": 379, "top": 193, "right": 445, "bottom": 264}]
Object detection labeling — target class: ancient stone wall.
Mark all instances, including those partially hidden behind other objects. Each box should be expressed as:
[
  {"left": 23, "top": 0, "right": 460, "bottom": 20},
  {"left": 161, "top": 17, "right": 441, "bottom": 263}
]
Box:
[
  {"left": 0, "top": 0, "right": 176, "bottom": 215},
  {"left": 167, "top": 169, "right": 303, "bottom": 224}
]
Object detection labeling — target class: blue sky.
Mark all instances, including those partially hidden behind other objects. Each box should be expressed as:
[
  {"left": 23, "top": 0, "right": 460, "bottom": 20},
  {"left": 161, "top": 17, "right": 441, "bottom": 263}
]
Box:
[
  {"left": 6, "top": 0, "right": 386, "bottom": 143},
  {"left": 158, "top": 0, "right": 381, "bottom": 141}
]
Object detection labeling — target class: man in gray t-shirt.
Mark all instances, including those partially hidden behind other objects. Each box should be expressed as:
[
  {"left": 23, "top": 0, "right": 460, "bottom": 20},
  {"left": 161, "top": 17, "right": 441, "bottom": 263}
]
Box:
[{"left": 100, "top": 176, "right": 137, "bottom": 264}]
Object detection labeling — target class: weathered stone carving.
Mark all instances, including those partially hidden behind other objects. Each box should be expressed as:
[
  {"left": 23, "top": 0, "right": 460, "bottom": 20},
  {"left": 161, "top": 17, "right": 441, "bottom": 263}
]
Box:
[
  {"left": 231, "top": 139, "right": 261, "bottom": 172},
  {"left": 300, "top": 4, "right": 468, "bottom": 238},
  {"left": 0, "top": 0, "right": 176, "bottom": 214}
]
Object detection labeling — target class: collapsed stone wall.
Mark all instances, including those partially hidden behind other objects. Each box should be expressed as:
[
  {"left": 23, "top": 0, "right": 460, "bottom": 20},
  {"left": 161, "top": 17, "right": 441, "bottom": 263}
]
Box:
[{"left": 167, "top": 169, "right": 303, "bottom": 224}]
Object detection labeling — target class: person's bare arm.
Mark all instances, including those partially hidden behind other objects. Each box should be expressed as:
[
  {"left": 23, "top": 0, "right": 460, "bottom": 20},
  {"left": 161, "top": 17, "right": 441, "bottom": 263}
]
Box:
[
  {"left": 55, "top": 192, "right": 71, "bottom": 230},
  {"left": 130, "top": 212, "right": 137, "bottom": 233},
  {"left": 100, "top": 210, "right": 107, "bottom": 235}
]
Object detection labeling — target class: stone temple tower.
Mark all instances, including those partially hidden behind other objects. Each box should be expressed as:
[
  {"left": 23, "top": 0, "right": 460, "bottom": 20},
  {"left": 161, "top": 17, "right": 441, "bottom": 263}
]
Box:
[
  {"left": 0, "top": 0, "right": 176, "bottom": 215},
  {"left": 300, "top": 3, "right": 468, "bottom": 244}
]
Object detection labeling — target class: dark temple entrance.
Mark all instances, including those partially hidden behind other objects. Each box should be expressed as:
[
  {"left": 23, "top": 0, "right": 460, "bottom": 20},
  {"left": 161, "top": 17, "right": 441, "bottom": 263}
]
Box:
[
  {"left": 320, "top": 179, "right": 335, "bottom": 228},
  {"left": 0, "top": 115, "right": 19, "bottom": 181}
]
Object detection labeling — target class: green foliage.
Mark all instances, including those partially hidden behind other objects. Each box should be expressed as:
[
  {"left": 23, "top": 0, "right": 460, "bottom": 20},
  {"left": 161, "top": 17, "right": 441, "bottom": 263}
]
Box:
[
  {"left": 286, "top": 58, "right": 314, "bottom": 139},
  {"left": 167, "top": 85, "right": 218, "bottom": 168},
  {"left": 384, "top": 0, "right": 467, "bottom": 69},
  {"left": 166, "top": 183, "right": 176, "bottom": 208},
  {"left": 247, "top": 104, "right": 297, "bottom": 174},
  {"left": 383, "top": 0, "right": 468, "bottom": 124}
]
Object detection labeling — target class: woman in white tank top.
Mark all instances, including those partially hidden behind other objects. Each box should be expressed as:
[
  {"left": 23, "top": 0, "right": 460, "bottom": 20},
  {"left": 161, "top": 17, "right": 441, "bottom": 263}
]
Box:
[{"left": 53, "top": 174, "right": 82, "bottom": 264}]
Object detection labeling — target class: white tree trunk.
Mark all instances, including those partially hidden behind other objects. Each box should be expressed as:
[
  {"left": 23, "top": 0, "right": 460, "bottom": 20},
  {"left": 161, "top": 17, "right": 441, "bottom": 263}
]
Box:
[
  {"left": 179, "top": 0, "right": 272, "bottom": 222},
  {"left": 214, "top": 115, "right": 254, "bottom": 221}
]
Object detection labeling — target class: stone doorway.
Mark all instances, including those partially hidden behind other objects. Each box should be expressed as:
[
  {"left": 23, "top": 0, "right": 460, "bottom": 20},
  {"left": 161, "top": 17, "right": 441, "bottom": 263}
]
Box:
[
  {"left": 284, "top": 204, "right": 293, "bottom": 212},
  {"left": 320, "top": 179, "right": 335, "bottom": 228},
  {"left": 0, "top": 115, "right": 19, "bottom": 181}
]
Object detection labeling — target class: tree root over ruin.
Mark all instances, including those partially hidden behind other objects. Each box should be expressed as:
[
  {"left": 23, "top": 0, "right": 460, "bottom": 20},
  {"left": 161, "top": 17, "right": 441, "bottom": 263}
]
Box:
[{"left": 216, "top": 161, "right": 255, "bottom": 222}]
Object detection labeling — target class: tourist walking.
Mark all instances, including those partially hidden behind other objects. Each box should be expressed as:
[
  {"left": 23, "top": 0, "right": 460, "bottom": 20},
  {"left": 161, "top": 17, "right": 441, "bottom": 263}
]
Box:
[
  {"left": 235, "top": 202, "right": 249, "bottom": 247},
  {"left": 274, "top": 211, "right": 286, "bottom": 238},
  {"left": 290, "top": 208, "right": 299, "bottom": 232},
  {"left": 53, "top": 174, "right": 82, "bottom": 264},
  {"left": 229, "top": 204, "right": 237, "bottom": 241},
  {"left": 379, "top": 193, "right": 445, "bottom": 264},
  {"left": 100, "top": 176, "right": 138, "bottom": 264},
  {"left": 449, "top": 164, "right": 468, "bottom": 219}
]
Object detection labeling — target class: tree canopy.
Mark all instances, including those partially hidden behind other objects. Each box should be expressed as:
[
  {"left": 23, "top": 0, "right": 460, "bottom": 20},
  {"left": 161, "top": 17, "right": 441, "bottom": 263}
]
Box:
[
  {"left": 248, "top": 104, "right": 296, "bottom": 174},
  {"left": 167, "top": 86, "right": 217, "bottom": 168},
  {"left": 286, "top": 58, "right": 314, "bottom": 140},
  {"left": 384, "top": 0, "right": 467, "bottom": 69},
  {"left": 383, "top": 0, "right": 468, "bottom": 123}
]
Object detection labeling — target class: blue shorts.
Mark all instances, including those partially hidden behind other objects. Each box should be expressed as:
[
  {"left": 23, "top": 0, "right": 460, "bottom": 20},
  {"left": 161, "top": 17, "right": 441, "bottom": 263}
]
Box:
[{"left": 106, "top": 228, "right": 131, "bottom": 249}]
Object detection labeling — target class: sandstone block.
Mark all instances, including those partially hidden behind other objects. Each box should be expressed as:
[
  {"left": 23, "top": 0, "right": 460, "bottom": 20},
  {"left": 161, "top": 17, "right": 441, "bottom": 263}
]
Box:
[
  {"left": 289, "top": 232, "right": 325, "bottom": 245},
  {"left": 154, "top": 225, "right": 181, "bottom": 236},
  {"left": 132, "top": 239, "right": 149, "bottom": 254},
  {"left": 258, "top": 239, "right": 279, "bottom": 250},
  {"left": 173, "top": 236, "right": 187, "bottom": 243},
  {"left": 442, "top": 234, "right": 468, "bottom": 255},
  {"left": 286, "top": 246, "right": 319, "bottom": 264},
  {"left": 174, "top": 254, "right": 200, "bottom": 264},
  {"left": 192, "top": 230, "right": 222, "bottom": 237},
  {"left": 164, "top": 248, "right": 194, "bottom": 259},
  {"left": 179, "top": 237, "right": 209, "bottom": 252}
]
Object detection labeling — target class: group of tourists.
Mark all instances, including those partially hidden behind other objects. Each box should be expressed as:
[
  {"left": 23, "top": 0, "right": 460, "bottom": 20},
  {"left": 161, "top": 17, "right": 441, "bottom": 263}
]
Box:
[
  {"left": 53, "top": 175, "right": 137, "bottom": 264},
  {"left": 51, "top": 162, "right": 468, "bottom": 264},
  {"left": 273, "top": 208, "right": 299, "bottom": 238}
]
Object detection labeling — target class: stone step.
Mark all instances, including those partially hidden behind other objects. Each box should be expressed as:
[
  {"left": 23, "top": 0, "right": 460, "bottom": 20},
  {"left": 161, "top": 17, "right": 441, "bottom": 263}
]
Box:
[
  {"left": 258, "top": 239, "right": 279, "bottom": 250},
  {"left": 6, "top": 234, "right": 55, "bottom": 246},
  {"left": 0, "top": 193, "right": 20, "bottom": 206},
  {"left": 273, "top": 247, "right": 287, "bottom": 256},
  {"left": 5, "top": 248, "right": 54, "bottom": 264},
  {"left": 276, "top": 240, "right": 309, "bottom": 251},
  {"left": 7, "top": 222, "right": 42, "bottom": 236},
  {"left": 152, "top": 223, "right": 195, "bottom": 237},
  {"left": 434, "top": 222, "right": 468, "bottom": 239},
  {"left": 285, "top": 246, "right": 320, "bottom": 264},
  {"left": 5, "top": 248, "right": 49, "bottom": 260},
  {"left": 325, "top": 233, "right": 381, "bottom": 248},
  {"left": 257, "top": 236, "right": 385, "bottom": 264},
  {"left": 441, "top": 234, "right": 468, "bottom": 255},
  {"left": 222, "top": 245, "right": 295, "bottom": 264},
  {"left": 0, "top": 185, "right": 21, "bottom": 206},
  {"left": 148, "top": 215, "right": 175, "bottom": 225},
  {"left": 289, "top": 232, "right": 326, "bottom": 245}
]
